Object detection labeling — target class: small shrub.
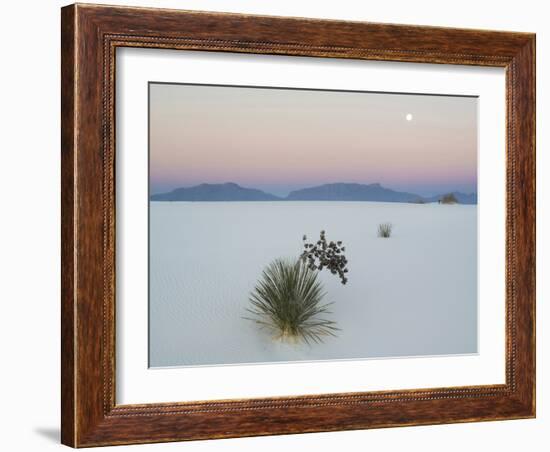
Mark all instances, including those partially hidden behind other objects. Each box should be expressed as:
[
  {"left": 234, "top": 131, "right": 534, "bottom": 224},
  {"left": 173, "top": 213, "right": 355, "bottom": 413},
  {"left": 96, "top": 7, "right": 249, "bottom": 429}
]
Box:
[
  {"left": 440, "top": 193, "right": 458, "bottom": 204},
  {"left": 246, "top": 259, "right": 338, "bottom": 343},
  {"left": 378, "top": 223, "right": 393, "bottom": 238},
  {"left": 301, "top": 230, "right": 349, "bottom": 284}
]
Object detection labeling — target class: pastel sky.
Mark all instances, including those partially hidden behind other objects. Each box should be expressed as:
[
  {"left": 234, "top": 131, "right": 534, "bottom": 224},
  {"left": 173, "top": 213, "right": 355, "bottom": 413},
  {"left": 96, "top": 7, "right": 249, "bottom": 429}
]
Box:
[{"left": 149, "top": 83, "right": 477, "bottom": 197}]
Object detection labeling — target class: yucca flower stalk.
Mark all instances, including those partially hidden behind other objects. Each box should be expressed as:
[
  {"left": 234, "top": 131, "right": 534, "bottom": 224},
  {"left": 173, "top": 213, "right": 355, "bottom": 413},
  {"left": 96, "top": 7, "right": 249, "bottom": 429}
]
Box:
[{"left": 301, "top": 230, "right": 349, "bottom": 284}]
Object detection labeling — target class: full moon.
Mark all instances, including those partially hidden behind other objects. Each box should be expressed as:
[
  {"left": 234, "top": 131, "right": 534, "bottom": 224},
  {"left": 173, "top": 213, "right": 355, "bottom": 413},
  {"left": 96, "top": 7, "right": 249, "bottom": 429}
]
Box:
[{"left": 406, "top": 113, "right": 413, "bottom": 121}]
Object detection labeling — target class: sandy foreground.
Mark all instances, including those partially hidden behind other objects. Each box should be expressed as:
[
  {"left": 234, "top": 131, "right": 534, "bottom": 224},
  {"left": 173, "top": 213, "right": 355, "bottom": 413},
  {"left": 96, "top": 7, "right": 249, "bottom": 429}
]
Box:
[{"left": 149, "top": 201, "right": 477, "bottom": 367}]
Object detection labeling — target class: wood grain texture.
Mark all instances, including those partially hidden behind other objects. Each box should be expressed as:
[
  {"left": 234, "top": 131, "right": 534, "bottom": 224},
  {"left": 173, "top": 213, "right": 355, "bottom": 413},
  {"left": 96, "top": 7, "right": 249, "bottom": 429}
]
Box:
[{"left": 60, "top": 3, "right": 536, "bottom": 447}]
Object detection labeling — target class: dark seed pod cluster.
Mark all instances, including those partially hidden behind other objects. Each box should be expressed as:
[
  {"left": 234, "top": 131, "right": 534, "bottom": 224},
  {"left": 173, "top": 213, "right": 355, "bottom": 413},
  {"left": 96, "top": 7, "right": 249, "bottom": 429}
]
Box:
[{"left": 300, "top": 230, "right": 349, "bottom": 285}]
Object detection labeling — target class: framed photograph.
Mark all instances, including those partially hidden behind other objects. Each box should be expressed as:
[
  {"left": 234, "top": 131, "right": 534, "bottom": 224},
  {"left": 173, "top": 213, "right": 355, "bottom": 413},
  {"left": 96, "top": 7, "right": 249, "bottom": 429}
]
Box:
[{"left": 61, "top": 3, "right": 535, "bottom": 447}]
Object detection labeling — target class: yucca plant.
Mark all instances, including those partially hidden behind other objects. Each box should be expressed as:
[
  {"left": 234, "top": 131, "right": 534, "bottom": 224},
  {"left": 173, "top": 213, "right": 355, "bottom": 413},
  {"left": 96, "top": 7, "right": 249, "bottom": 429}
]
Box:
[
  {"left": 378, "top": 222, "right": 393, "bottom": 238},
  {"left": 246, "top": 259, "right": 338, "bottom": 344}
]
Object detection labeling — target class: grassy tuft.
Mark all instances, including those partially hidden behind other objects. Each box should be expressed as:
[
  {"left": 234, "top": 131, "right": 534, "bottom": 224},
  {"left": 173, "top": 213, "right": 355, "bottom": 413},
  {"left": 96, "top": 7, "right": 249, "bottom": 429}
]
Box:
[
  {"left": 377, "top": 222, "right": 393, "bottom": 238},
  {"left": 245, "top": 259, "right": 338, "bottom": 344}
]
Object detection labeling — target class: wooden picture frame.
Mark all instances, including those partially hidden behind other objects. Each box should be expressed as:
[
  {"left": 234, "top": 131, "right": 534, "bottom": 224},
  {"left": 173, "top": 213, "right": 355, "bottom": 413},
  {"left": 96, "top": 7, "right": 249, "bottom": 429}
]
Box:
[{"left": 61, "top": 3, "right": 535, "bottom": 447}]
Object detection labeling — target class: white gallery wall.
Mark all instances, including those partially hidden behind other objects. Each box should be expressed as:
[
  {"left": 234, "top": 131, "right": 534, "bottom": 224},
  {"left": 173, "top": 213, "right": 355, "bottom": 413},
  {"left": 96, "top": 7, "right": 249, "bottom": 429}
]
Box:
[{"left": 0, "top": 1, "right": 546, "bottom": 451}]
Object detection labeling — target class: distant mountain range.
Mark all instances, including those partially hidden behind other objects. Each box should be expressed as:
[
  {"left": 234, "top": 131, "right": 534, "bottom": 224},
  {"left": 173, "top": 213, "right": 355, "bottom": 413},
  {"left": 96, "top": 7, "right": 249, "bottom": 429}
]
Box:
[
  {"left": 286, "top": 183, "right": 421, "bottom": 202},
  {"left": 150, "top": 182, "right": 279, "bottom": 202},
  {"left": 150, "top": 182, "right": 477, "bottom": 204}
]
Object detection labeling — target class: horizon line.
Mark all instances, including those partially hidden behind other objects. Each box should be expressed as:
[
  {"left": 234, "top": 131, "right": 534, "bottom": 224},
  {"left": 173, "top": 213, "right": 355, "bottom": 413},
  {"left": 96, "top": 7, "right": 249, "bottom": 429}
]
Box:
[{"left": 150, "top": 181, "right": 478, "bottom": 198}]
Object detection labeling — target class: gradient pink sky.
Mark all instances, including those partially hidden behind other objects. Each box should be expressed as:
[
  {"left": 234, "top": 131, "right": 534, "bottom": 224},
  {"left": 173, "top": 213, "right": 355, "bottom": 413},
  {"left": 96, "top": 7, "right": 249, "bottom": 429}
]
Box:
[{"left": 149, "top": 83, "right": 477, "bottom": 197}]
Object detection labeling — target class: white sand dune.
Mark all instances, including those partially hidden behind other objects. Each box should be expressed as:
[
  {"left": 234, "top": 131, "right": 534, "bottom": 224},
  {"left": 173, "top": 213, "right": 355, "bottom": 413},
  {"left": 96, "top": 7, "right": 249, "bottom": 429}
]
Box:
[{"left": 149, "top": 201, "right": 477, "bottom": 367}]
